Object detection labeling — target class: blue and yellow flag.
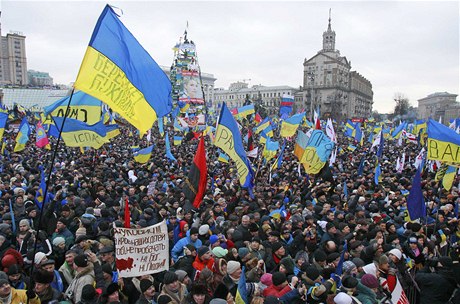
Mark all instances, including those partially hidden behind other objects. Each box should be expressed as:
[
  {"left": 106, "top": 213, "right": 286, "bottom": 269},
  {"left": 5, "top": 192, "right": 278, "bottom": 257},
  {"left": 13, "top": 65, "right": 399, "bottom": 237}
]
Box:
[
  {"left": 271, "top": 140, "right": 286, "bottom": 171},
  {"left": 254, "top": 117, "right": 270, "bottom": 134},
  {"left": 0, "top": 112, "right": 7, "bottom": 141},
  {"left": 173, "top": 136, "right": 183, "bottom": 146},
  {"left": 165, "top": 132, "right": 176, "bottom": 162},
  {"left": 280, "top": 112, "right": 305, "bottom": 138},
  {"left": 14, "top": 117, "right": 31, "bottom": 152},
  {"left": 263, "top": 138, "right": 279, "bottom": 162},
  {"left": 44, "top": 91, "right": 103, "bottom": 124},
  {"left": 133, "top": 145, "right": 154, "bottom": 164},
  {"left": 35, "top": 165, "right": 47, "bottom": 208},
  {"left": 374, "top": 159, "right": 382, "bottom": 185},
  {"left": 235, "top": 266, "right": 248, "bottom": 304},
  {"left": 427, "top": 119, "right": 460, "bottom": 165},
  {"left": 35, "top": 121, "right": 51, "bottom": 149},
  {"left": 391, "top": 122, "right": 407, "bottom": 139},
  {"left": 53, "top": 117, "right": 109, "bottom": 149},
  {"left": 301, "top": 130, "right": 335, "bottom": 174},
  {"left": 443, "top": 165, "right": 457, "bottom": 191},
  {"left": 215, "top": 103, "right": 254, "bottom": 191},
  {"left": 294, "top": 130, "right": 309, "bottom": 160},
  {"left": 233, "top": 104, "right": 255, "bottom": 119},
  {"left": 74, "top": 5, "right": 172, "bottom": 134},
  {"left": 218, "top": 152, "right": 229, "bottom": 163},
  {"left": 105, "top": 124, "right": 120, "bottom": 139}
]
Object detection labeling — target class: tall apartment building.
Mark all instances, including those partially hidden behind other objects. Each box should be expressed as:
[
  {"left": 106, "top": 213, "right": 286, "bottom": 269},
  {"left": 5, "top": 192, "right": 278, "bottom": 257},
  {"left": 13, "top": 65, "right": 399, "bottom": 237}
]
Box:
[
  {"left": 299, "top": 14, "right": 373, "bottom": 122},
  {"left": 0, "top": 13, "right": 28, "bottom": 86}
]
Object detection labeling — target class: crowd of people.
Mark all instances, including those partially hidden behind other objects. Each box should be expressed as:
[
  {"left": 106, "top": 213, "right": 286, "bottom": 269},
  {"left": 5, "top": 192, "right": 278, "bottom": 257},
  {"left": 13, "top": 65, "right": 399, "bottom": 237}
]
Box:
[{"left": 0, "top": 116, "right": 459, "bottom": 304}]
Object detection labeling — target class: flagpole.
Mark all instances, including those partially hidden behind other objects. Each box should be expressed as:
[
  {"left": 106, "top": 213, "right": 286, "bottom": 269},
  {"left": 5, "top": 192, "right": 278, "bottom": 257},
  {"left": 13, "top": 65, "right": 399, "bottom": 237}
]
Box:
[{"left": 27, "top": 87, "right": 76, "bottom": 303}]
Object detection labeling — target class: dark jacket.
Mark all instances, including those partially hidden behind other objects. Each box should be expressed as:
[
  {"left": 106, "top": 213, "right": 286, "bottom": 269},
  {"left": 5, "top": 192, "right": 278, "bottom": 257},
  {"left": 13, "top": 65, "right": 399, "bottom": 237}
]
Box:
[{"left": 415, "top": 267, "right": 457, "bottom": 304}]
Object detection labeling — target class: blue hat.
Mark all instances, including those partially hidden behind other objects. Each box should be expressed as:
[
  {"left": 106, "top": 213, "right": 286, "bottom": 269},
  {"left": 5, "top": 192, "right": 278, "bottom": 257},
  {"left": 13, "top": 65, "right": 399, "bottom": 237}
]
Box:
[{"left": 209, "top": 235, "right": 219, "bottom": 245}]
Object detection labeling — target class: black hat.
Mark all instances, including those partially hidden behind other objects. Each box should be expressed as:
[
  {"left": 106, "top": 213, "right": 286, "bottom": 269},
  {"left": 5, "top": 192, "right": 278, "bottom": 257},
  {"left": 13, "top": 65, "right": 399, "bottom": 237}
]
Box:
[
  {"left": 304, "top": 266, "right": 320, "bottom": 281},
  {"left": 271, "top": 271, "right": 287, "bottom": 286},
  {"left": 57, "top": 217, "right": 68, "bottom": 226},
  {"left": 81, "top": 284, "right": 97, "bottom": 301},
  {"left": 350, "top": 241, "right": 363, "bottom": 250},
  {"left": 326, "top": 252, "right": 340, "bottom": 264},
  {"left": 2, "top": 213, "right": 12, "bottom": 221},
  {"left": 7, "top": 264, "right": 20, "bottom": 276},
  {"left": 342, "top": 276, "right": 359, "bottom": 289},
  {"left": 163, "top": 271, "right": 178, "bottom": 285},
  {"left": 269, "top": 231, "right": 280, "bottom": 238},
  {"left": 185, "top": 244, "right": 196, "bottom": 252},
  {"left": 251, "top": 236, "right": 261, "bottom": 243},
  {"left": 326, "top": 222, "right": 336, "bottom": 231},
  {"left": 33, "top": 269, "right": 54, "bottom": 284},
  {"left": 61, "top": 205, "right": 71, "bottom": 212},
  {"left": 74, "top": 254, "right": 89, "bottom": 268},
  {"left": 271, "top": 242, "right": 283, "bottom": 253},
  {"left": 313, "top": 250, "right": 327, "bottom": 262},
  {"left": 140, "top": 279, "right": 155, "bottom": 293},
  {"left": 197, "top": 246, "right": 210, "bottom": 258},
  {"left": 439, "top": 256, "right": 454, "bottom": 268},
  {"left": 190, "top": 227, "right": 199, "bottom": 235}
]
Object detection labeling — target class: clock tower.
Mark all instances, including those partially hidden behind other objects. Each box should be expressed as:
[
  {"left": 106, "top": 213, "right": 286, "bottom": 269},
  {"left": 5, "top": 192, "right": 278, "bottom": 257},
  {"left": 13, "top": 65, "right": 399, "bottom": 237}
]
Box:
[{"left": 322, "top": 9, "right": 336, "bottom": 52}]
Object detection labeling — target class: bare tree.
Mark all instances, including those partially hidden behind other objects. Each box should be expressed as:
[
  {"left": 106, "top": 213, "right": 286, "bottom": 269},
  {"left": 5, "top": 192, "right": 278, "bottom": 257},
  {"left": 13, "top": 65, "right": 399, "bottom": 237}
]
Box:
[{"left": 393, "top": 92, "right": 410, "bottom": 116}]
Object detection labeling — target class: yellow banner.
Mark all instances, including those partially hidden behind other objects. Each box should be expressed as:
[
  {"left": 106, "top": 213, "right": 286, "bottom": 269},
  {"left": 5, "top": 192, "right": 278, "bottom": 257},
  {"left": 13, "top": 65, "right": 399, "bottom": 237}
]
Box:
[{"left": 61, "top": 130, "right": 109, "bottom": 149}]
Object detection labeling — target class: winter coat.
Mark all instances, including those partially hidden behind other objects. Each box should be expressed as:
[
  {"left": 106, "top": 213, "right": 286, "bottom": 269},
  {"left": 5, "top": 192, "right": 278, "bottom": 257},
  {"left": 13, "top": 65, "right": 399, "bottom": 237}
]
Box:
[
  {"left": 64, "top": 265, "right": 95, "bottom": 303},
  {"left": 171, "top": 230, "right": 203, "bottom": 262},
  {"left": 10, "top": 287, "right": 41, "bottom": 304},
  {"left": 415, "top": 267, "right": 457, "bottom": 304}
]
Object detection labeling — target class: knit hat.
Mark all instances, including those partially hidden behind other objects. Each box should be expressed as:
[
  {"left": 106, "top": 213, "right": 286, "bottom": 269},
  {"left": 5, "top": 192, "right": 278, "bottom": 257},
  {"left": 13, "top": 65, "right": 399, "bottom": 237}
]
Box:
[
  {"left": 238, "top": 247, "right": 250, "bottom": 259},
  {"left": 163, "top": 271, "right": 178, "bottom": 285},
  {"left": 227, "top": 261, "right": 240, "bottom": 275},
  {"left": 52, "top": 237, "right": 66, "bottom": 247},
  {"left": 334, "top": 292, "right": 352, "bottom": 304},
  {"left": 279, "top": 257, "right": 295, "bottom": 274},
  {"left": 212, "top": 247, "right": 228, "bottom": 258},
  {"left": 7, "top": 264, "right": 20, "bottom": 276},
  {"left": 388, "top": 248, "right": 402, "bottom": 260},
  {"left": 74, "top": 254, "right": 89, "bottom": 268},
  {"left": 342, "top": 261, "right": 357, "bottom": 274},
  {"left": 57, "top": 217, "right": 69, "bottom": 226},
  {"left": 157, "top": 295, "right": 173, "bottom": 304},
  {"left": 101, "top": 263, "right": 113, "bottom": 276},
  {"left": 34, "top": 252, "right": 47, "bottom": 265},
  {"left": 313, "top": 250, "right": 327, "bottom": 262},
  {"left": 352, "top": 257, "right": 365, "bottom": 268},
  {"left": 199, "top": 224, "right": 210, "bottom": 236},
  {"left": 260, "top": 273, "right": 272, "bottom": 286},
  {"left": 33, "top": 269, "right": 54, "bottom": 284},
  {"left": 271, "top": 271, "right": 287, "bottom": 286},
  {"left": 262, "top": 224, "right": 271, "bottom": 232},
  {"left": 175, "top": 270, "right": 188, "bottom": 281},
  {"left": 271, "top": 242, "right": 283, "bottom": 253},
  {"left": 75, "top": 235, "right": 89, "bottom": 243},
  {"left": 209, "top": 235, "right": 219, "bottom": 245},
  {"left": 140, "top": 279, "right": 155, "bottom": 293},
  {"left": 197, "top": 246, "right": 210, "bottom": 258},
  {"left": 0, "top": 271, "right": 8, "bottom": 286},
  {"left": 360, "top": 274, "right": 379, "bottom": 289}
]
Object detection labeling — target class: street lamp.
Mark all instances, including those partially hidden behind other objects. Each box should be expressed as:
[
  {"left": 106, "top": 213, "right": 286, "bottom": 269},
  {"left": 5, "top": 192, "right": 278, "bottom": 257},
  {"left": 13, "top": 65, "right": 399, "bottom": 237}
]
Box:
[{"left": 307, "top": 71, "right": 315, "bottom": 119}]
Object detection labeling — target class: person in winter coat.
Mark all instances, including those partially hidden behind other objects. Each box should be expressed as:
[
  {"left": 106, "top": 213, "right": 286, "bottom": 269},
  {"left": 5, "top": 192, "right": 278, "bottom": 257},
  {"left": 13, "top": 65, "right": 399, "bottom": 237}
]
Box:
[
  {"left": 0, "top": 271, "right": 40, "bottom": 304},
  {"left": 415, "top": 256, "right": 457, "bottom": 304},
  {"left": 171, "top": 227, "right": 202, "bottom": 262},
  {"left": 33, "top": 269, "right": 63, "bottom": 304},
  {"left": 160, "top": 271, "right": 188, "bottom": 304},
  {"left": 63, "top": 254, "right": 95, "bottom": 303},
  {"left": 135, "top": 279, "right": 156, "bottom": 304},
  {"left": 262, "top": 272, "right": 295, "bottom": 298},
  {"left": 192, "top": 246, "right": 215, "bottom": 273}
]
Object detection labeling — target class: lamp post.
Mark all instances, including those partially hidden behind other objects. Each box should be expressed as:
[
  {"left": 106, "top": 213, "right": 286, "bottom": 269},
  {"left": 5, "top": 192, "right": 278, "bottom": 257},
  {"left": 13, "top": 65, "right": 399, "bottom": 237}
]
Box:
[{"left": 307, "top": 72, "right": 315, "bottom": 120}]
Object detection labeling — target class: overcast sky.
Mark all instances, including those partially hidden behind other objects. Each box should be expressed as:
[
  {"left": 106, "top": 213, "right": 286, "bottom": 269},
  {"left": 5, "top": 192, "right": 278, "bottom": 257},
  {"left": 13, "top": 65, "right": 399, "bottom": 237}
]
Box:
[{"left": 1, "top": 1, "right": 458, "bottom": 113}]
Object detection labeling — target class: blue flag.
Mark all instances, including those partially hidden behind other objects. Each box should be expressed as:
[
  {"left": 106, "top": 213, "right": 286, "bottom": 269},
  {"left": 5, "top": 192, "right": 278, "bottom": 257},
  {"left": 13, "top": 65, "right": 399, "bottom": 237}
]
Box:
[
  {"left": 165, "top": 132, "right": 176, "bottom": 162},
  {"left": 377, "top": 130, "right": 384, "bottom": 158},
  {"left": 336, "top": 241, "right": 348, "bottom": 276},
  {"left": 343, "top": 181, "right": 348, "bottom": 199},
  {"left": 8, "top": 199, "right": 16, "bottom": 234},
  {"left": 407, "top": 165, "right": 426, "bottom": 220},
  {"left": 357, "top": 156, "right": 365, "bottom": 176}
]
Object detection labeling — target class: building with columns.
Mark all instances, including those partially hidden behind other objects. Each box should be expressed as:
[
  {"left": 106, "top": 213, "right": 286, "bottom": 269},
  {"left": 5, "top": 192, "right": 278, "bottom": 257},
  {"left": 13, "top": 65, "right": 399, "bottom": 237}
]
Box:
[
  {"left": 299, "top": 14, "right": 373, "bottom": 122},
  {"left": 213, "top": 81, "right": 299, "bottom": 116},
  {"left": 417, "top": 92, "right": 459, "bottom": 123}
]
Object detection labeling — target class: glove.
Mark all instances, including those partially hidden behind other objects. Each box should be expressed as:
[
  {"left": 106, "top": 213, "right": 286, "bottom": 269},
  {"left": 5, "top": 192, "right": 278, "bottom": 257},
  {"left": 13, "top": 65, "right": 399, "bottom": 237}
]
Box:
[
  {"left": 331, "top": 273, "right": 342, "bottom": 287},
  {"left": 26, "top": 287, "right": 36, "bottom": 299}
]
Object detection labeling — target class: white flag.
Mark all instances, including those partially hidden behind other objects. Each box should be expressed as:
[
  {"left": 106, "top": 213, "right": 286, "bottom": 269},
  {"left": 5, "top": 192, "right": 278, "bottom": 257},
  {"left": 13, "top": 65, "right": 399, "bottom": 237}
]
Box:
[
  {"left": 326, "top": 118, "right": 337, "bottom": 143},
  {"left": 414, "top": 148, "right": 425, "bottom": 169},
  {"left": 329, "top": 147, "right": 337, "bottom": 166},
  {"left": 371, "top": 130, "right": 382, "bottom": 150},
  {"left": 396, "top": 157, "right": 401, "bottom": 172}
]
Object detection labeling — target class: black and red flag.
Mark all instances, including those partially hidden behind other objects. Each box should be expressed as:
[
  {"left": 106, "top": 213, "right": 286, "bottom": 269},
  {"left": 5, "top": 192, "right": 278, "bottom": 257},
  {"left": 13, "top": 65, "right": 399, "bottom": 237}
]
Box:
[{"left": 184, "top": 136, "right": 208, "bottom": 208}]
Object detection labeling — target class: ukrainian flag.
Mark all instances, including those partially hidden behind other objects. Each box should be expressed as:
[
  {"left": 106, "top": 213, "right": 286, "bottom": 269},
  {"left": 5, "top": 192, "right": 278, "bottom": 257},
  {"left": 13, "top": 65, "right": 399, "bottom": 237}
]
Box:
[
  {"left": 52, "top": 117, "right": 109, "bottom": 149},
  {"left": 133, "top": 145, "right": 154, "bottom": 164},
  {"left": 280, "top": 112, "right": 305, "bottom": 138},
  {"left": 442, "top": 165, "right": 457, "bottom": 191},
  {"left": 105, "top": 124, "right": 120, "bottom": 139},
  {"left": 427, "top": 119, "right": 460, "bottom": 165},
  {"left": 0, "top": 112, "right": 7, "bottom": 141},
  {"left": 44, "top": 91, "right": 103, "bottom": 124},
  {"left": 218, "top": 152, "right": 229, "bottom": 163},
  {"left": 215, "top": 103, "right": 254, "bottom": 190},
  {"left": 263, "top": 138, "right": 279, "bottom": 161},
  {"left": 261, "top": 124, "right": 274, "bottom": 137},
  {"left": 294, "top": 130, "right": 309, "bottom": 160},
  {"left": 254, "top": 117, "right": 270, "bottom": 134},
  {"left": 74, "top": 5, "right": 172, "bottom": 135},
  {"left": 234, "top": 104, "right": 255, "bottom": 119},
  {"left": 173, "top": 136, "right": 183, "bottom": 146},
  {"left": 14, "top": 117, "right": 31, "bottom": 152},
  {"left": 35, "top": 165, "right": 48, "bottom": 208},
  {"left": 235, "top": 266, "right": 248, "bottom": 304},
  {"left": 374, "top": 159, "right": 382, "bottom": 185},
  {"left": 391, "top": 122, "right": 407, "bottom": 139},
  {"left": 347, "top": 144, "right": 357, "bottom": 151}
]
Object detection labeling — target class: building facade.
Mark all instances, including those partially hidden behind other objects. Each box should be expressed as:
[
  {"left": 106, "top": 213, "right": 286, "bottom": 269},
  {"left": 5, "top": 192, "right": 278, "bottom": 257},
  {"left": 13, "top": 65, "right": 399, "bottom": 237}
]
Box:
[
  {"left": 299, "top": 15, "right": 373, "bottom": 122},
  {"left": 213, "top": 82, "right": 299, "bottom": 116},
  {"left": 28, "top": 70, "right": 53, "bottom": 87},
  {"left": 0, "top": 14, "right": 28, "bottom": 86},
  {"left": 417, "top": 92, "right": 459, "bottom": 123}
]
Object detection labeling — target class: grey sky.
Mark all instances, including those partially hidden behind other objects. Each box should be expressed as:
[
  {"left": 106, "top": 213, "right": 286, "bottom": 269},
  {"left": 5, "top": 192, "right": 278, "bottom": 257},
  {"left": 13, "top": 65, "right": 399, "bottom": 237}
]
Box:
[{"left": 1, "top": 1, "right": 458, "bottom": 113}]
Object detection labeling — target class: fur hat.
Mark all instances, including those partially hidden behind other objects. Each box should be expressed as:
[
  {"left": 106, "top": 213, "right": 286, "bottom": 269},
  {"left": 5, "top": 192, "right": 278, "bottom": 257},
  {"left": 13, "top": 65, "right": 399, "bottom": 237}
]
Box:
[
  {"left": 140, "top": 279, "right": 155, "bottom": 293},
  {"left": 191, "top": 283, "right": 207, "bottom": 295},
  {"left": 33, "top": 269, "right": 54, "bottom": 284}
]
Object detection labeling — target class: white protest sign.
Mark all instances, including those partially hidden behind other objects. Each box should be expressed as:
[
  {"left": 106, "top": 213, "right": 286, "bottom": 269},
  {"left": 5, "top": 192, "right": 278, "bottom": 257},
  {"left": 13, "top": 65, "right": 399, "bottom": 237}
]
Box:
[{"left": 113, "top": 220, "right": 169, "bottom": 278}]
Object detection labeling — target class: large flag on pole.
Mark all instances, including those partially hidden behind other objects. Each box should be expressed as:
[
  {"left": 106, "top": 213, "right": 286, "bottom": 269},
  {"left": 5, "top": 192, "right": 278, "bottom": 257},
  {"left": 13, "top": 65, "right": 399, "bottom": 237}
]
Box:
[
  {"left": 52, "top": 117, "right": 109, "bottom": 149},
  {"left": 133, "top": 145, "right": 154, "bottom": 164},
  {"left": 407, "top": 165, "right": 426, "bottom": 220},
  {"left": 74, "top": 5, "right": 172, "bottom": 134},
  {"left": 183, "top": 136, "right": 208, "bottom": 208},
  {"left": 214, "top": 103, "right": 254, "bottom": 192},
  {"left": 280, "top": 112, "right": 305, "bottom": 138},
  {"left": 35, "top": 121, "right": 51, "bottom": 149},
  {"left": 14, "top": 117, "right": 31, "bottom": 152},
  {"left": 427, "top": 118, "right": 460, "bottom": 165}
]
